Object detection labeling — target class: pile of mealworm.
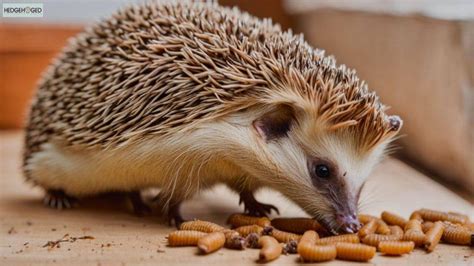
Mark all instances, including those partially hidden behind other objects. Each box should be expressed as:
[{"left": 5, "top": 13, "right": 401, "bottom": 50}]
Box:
[{"left": 166, "top": 208, "right": 473, "bottom": 263}]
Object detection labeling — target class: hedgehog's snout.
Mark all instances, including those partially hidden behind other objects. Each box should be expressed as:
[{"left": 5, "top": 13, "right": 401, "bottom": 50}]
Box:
[
  {"left": 316, "top": 211, "right": 361, "bottom": 235},
  {"left": 335, "top": 212, "right": 361, "bottom": 234}
]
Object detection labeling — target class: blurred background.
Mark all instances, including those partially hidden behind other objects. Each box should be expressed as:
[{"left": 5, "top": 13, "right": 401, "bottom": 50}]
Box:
[{"left": 1, "top": 0, "right": 473, "bottom": 197}]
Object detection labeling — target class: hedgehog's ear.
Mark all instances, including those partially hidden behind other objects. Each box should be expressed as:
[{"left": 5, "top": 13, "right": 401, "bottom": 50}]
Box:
[{"left": 252, "top": 103, "right": 296, "bottom": 141}]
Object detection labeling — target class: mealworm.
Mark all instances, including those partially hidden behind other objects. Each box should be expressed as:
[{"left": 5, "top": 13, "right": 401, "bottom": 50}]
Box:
[
  {"left": 358, "top": 214, "right": 390, "bottom": 234},
  {"left": 448, "top": 211, "right": 469, "bottom": 221},
  {"left": 297, "top": 231, "right": 336, "bottom": 262},
  {"left": 409, "top": 211, "right": 423, "bottom": 222},
  {"left": 180, "top": 220, "right": 225, "bottom": 233},
  {"left": 404, "top": 219, "right": 423, "bottom": 232},
  {"left": 362, "top": 233, "right": 400, "bottom": 247},
  {"left": 271, "top": 217, "right": 323, "bottom": 234},
  {"left": 168, "top": 230, "right": 207, "bottom": 246},
  {"left": 390, "top": 226, "right": 404, "bottom": 238},
  {"left": 376, "top": 220, "right": 391, "bottom": 235},
  {"left": 314, "top": 234, "right": 360, "bottom": 245},
  {"left": 403, "top": 231, "right": 425, "bottom": 247},
  {"left": 359, "top": 219, "right": 377, "bottom": 238},
  {"left": 298, "top": 230, "right": 319, "bottom": 246},
  {"left": 235, "top": 225, "right": 264, "bottom": 237},
  {"left": 442, "top": 225, "right": 472, "bottom": 246},
  {"left": 466, "top": 222, "right": 474, "bottom": 233},
  {"left": 448, "top": 212, "right": 470, "bottom": 225},
  {"left": 418, "top": 209, "right": 467, "bottom": 224},
  {"left": 382, "top": 211, "right": 408, "bottom": 228},
  {"left": 358, "top": 214, "right": 378, "bottom": 224},
  {"left": 197, "top": 231, "right": 226, "bottom": 253},
  {"left": 258, "top": 236, "right": 282, "bottom": 262},
  {"left": 446, "top": 214, "right": 468, "bottom": 224},
  {"left": 378, "top": 241, "right": 415, "bottom": 255},
  {"left": 298, "top": 244, "right": 337, "bottom": 262},
  {"left": 227, "top": 213, "right": 271, "bottom": 228},
  {"left": 335, "top": 243, "right": 376, "bottom": 262},
  {"left": 223, "top": 230, "right": 246, "bottom": 250},
  {"left": 422, "top": 221, "right": 434, "bottom": 233},
  {"left": 403, "top": 219, "right": 425, "bottom": 246},
  {"left": 424, "top": 221, "right": 444, "bottom": 252},
  {"left": 246, "top": 232, "right": 260, "bottom": 248},
  {"left": 267, "top": 227, "right": 302, "bottom": 243}
]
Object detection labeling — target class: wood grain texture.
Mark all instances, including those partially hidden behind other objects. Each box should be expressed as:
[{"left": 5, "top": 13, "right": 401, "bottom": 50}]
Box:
[{"left": 0, "top": 131, "right": 473, "bottom": 265}]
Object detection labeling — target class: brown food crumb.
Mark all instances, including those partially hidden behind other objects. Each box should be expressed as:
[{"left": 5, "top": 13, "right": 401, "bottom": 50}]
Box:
[
  {"left": 226, "top": 235, "right": 246, "bottom": 250},
  {"left": 43, "top": 234, "right": 95, "bottom": 249},
  {"left": 246, "top": 233, "right": 260, "bottom": 248},
  {"left": 282, "top": 239, "right": 298, "bottom": 254},
  {"left": 43, "top": 234, "right": 69, "bottom": 249},
  {"left": 26, "top": 221, "right": 33, "bottom": 226},
  {"left": 262, "top": 226, "right": 273, "bottom": 235},
  {"left": 7, "top": 227, "right": 16, "bottom": 234}
]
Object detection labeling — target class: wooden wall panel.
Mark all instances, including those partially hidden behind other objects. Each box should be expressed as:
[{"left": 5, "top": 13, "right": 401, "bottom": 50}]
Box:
[{"left": 0, "top": 24, "right": 82, "bottom": 129}]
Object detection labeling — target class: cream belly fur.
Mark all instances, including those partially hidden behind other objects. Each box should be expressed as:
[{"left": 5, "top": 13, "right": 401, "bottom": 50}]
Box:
[{"left": 25, "top": 114, "right": 264, "bottom": 198}]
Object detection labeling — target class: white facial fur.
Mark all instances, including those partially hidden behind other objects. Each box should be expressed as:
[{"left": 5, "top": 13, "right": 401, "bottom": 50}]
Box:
[{"left": 237, "top": 105, "right": 393, "bottom": 230}]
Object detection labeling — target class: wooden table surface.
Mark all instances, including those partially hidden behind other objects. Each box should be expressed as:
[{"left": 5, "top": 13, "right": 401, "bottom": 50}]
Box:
[{"left": 1, "top": 130, "right": 472, "bottom": 265}]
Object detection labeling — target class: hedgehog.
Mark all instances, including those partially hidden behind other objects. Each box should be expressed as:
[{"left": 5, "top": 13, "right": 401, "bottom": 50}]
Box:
[{"left": 23, "top": 1, "right": 402, "bottom": 234}]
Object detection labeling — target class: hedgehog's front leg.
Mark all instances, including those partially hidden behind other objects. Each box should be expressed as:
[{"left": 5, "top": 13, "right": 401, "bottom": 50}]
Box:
[
  {"left": 239, "top": 190, "right": 279, "bottom": 217},
  {"left": 153, "top": 192, "right": 185, "bottom": 227},
  {"left": 168, "top": 201, "right": 184, "bottom": 227},
  {"left": 127, "top": 191, "right": 152, "bottom": 216}
]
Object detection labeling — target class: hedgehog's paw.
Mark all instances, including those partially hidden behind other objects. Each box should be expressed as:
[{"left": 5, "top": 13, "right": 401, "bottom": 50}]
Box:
[
  {"left": 168, "top": 214, "right": 185, "bottom": 228},
  {"left": 239, "top": 191, "right": 279, "bottom": 217},
  {"left": 151, "top": 192, "right": 186, "bottom": 227},
  {"left": 132, "top": 201, "right": 152, "bottom": 217},
  {"left": 43, "top": 189, "right": 78, "bottom": 210},
  {"left": 168, "top": 203, "right": 186, "bottom": 228},
  {"left": 128, "top": 191, "right": 152, "bottom": 216},
  {"left": 243, "top": 201, "right": 279, "bottom": 217}
]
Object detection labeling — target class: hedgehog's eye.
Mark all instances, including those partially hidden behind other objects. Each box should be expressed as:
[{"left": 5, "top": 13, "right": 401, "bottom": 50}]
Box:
[{"left": 314, "top": 164, "right": 330, "bottom": 179}]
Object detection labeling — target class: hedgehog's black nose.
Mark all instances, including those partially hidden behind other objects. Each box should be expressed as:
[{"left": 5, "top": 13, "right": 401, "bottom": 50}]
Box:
[
  {"left": 335, "top": 213, "right": 361, "bottom": 234},
  {"left": 388, "top": 115, "right": 402, "bottom": 131}
]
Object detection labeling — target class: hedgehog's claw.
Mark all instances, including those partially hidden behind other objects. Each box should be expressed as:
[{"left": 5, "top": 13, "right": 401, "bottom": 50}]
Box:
[
  {"left": 239, "top": 191, "right": 279, "bottom": 217},
  {"left": 43, "top": 189, "right": 77, "bottom": 210}
]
